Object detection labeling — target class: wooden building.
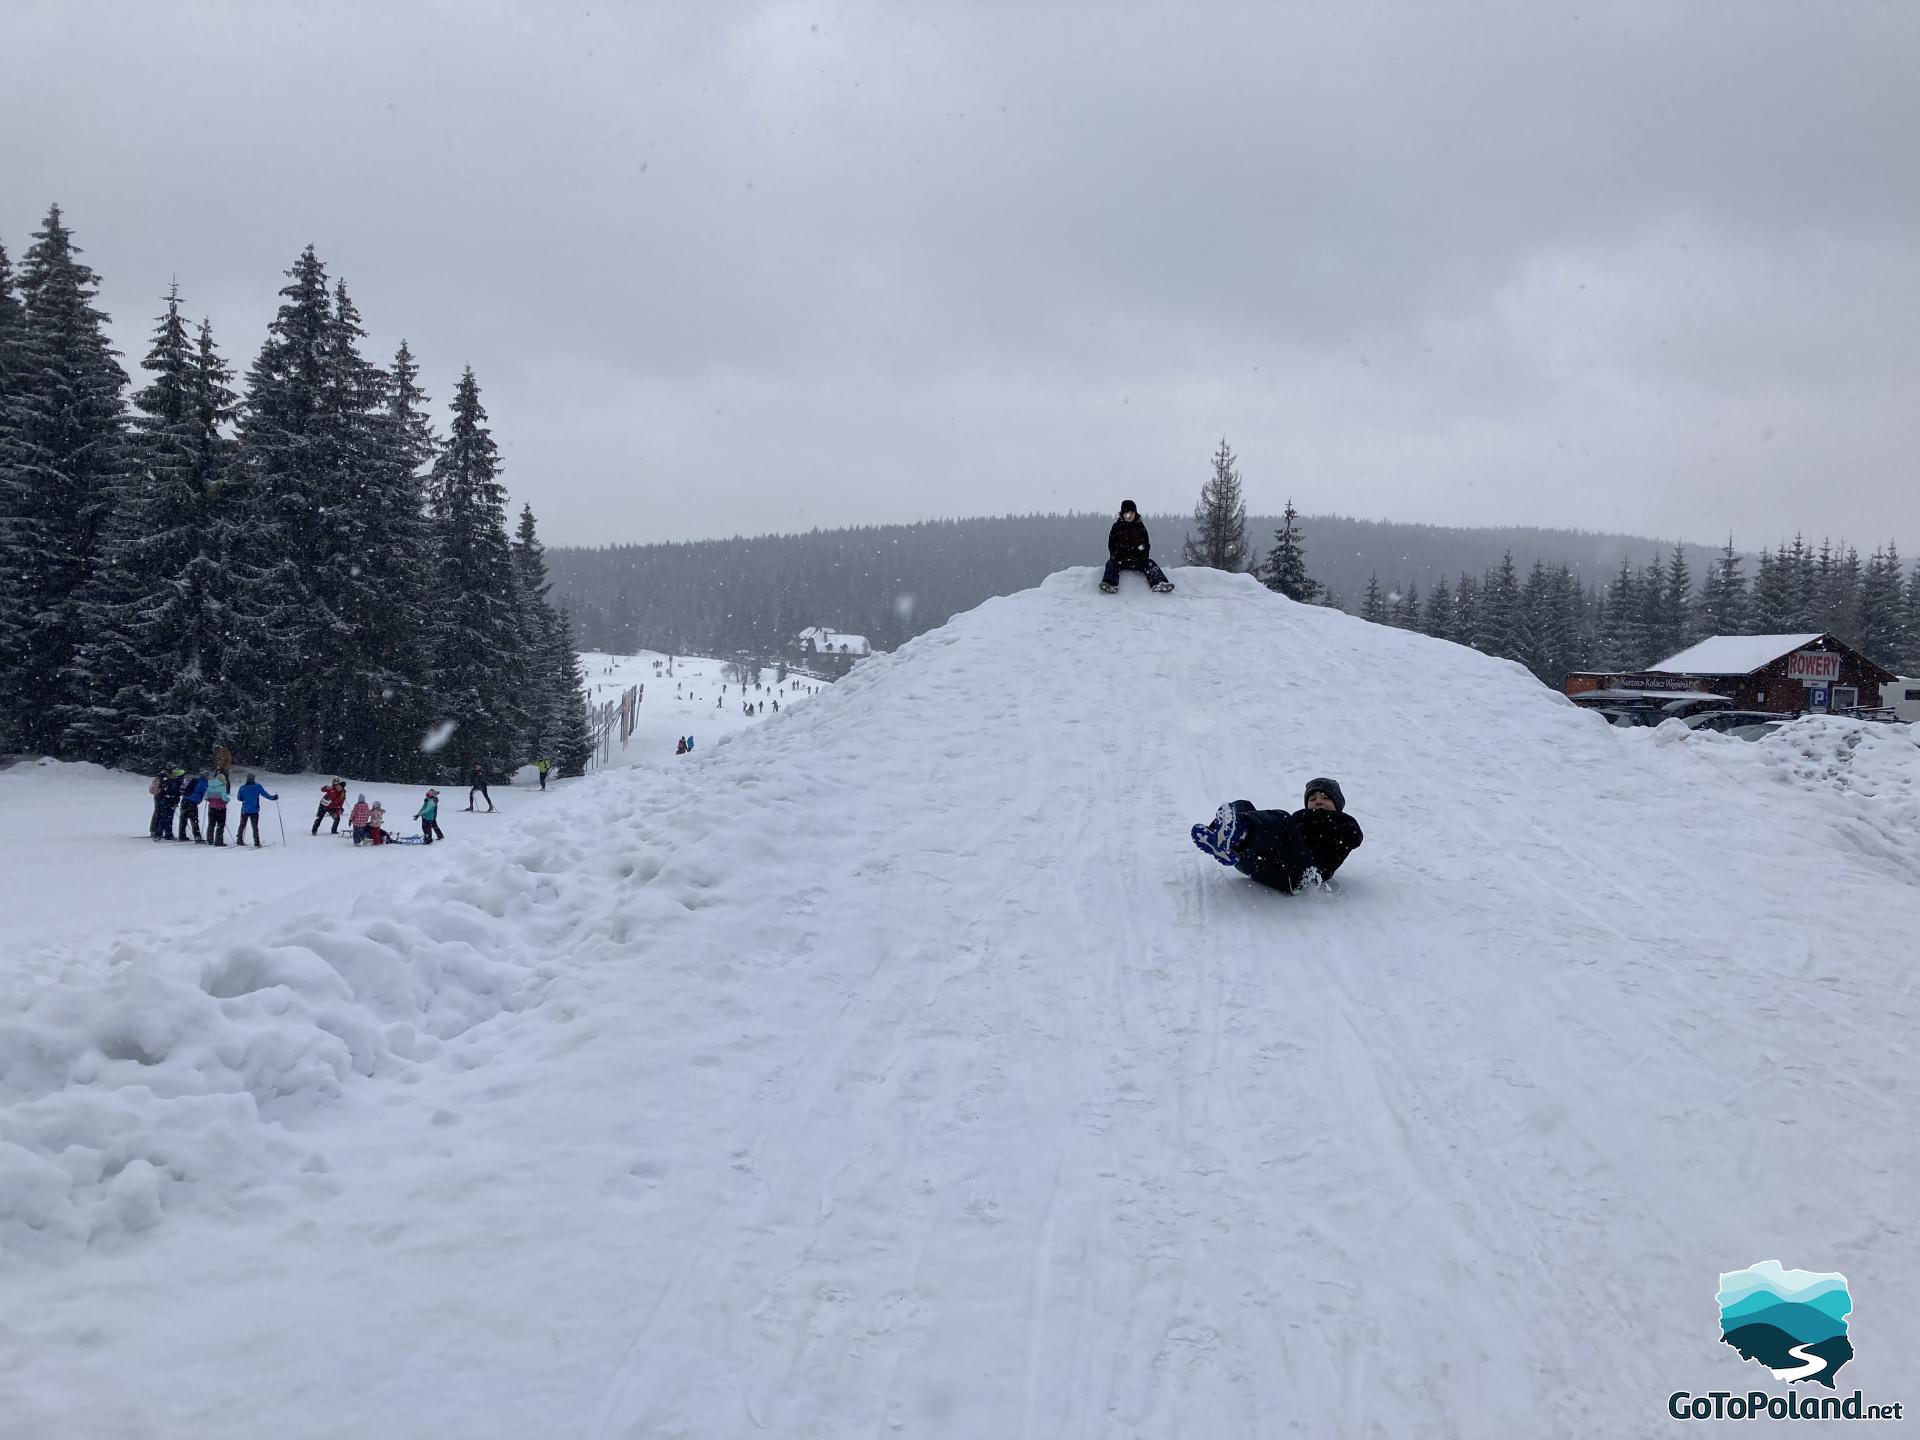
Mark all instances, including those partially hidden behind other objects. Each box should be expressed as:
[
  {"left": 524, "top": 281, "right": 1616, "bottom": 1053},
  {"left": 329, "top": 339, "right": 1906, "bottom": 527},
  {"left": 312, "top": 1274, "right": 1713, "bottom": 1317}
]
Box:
[
  {"left": 792, "top": 626, "right": 872, "bottom": 680},
  {"left": 1565, "top": 633, "right": 1895, "bottom": 715}
]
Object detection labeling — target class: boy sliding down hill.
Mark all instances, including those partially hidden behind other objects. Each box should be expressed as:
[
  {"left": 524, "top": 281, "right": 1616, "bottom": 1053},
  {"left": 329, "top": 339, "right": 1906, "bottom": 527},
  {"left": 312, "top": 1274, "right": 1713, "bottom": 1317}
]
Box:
[
  {"left": 1191, "top": 778, "right": 1363, "bottom": 893},
  {"left": 1101, "top": 500, "right": 1174, "bottom": 593}
]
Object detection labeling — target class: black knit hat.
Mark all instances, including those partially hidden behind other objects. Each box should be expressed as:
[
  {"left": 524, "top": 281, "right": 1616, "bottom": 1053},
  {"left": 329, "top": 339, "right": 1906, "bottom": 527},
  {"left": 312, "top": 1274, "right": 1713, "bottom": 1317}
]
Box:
[
  {"left": 1119, "top": 499, "right": 1137, "bottom": 515},
  {"left": 1304, "top": 777, "right": 1345, "bottom": 812}
]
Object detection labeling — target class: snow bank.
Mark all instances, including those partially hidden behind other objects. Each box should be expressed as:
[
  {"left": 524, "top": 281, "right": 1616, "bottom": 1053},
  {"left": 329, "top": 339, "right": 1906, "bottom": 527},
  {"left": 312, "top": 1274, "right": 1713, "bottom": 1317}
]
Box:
[{"left": 0, "top": 825, "right": 562, "bottom": 1260}]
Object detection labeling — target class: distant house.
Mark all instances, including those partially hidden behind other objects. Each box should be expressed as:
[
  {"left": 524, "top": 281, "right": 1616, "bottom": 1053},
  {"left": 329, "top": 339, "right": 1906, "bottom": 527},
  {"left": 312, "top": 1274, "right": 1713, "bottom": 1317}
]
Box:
[
  {"left": 1565, "top": 633, "right": 1895, "bottom": 715},
  {"left": 792, "top": 626, "right": 872, "bottom": 679}
]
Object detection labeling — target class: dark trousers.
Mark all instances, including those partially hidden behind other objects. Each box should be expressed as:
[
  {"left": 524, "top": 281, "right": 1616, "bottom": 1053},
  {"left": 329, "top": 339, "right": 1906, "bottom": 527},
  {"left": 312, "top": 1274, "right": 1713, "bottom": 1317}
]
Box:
[
  {"left": 467, "top": 785, "right": 491, "bottom": 811},
  {"left": 538, "top": 771, "right": 547, "bottom": 790},
  {"left": 313, "top": 803, "right": 341, "bottom": 834},
  {"left": 237, "top": 812, "right": 262, "bottom": 846},
  {"left": 1103, "top": 555, "right": 1170, "bottom": 588},
  {"left": 1231, "top": 802, "right": 1314, "bottom": 893},
  {"left": 422, "top": 818, "right": 444, "bottom": 843},
  {"left": 207, "top": 809, "right": 228, "bottom": 845},
  {"left": 177, "top": 802, "right": 202, "bottom": 842},
  {"left": 150, "top": 797, "right": 174, "bottom": 839}
]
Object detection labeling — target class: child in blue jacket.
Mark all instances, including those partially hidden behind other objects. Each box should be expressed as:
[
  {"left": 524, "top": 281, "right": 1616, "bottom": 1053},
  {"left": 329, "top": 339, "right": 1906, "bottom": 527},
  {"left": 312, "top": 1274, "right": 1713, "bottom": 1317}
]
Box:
[
  {"left": 234, "top": 774, "right": 278, "bottom": 848},
  {"left": 415, "top": 789, "right": 444, "bottom": 844},
  {"left": 177, "top": 772, "right": 208, "bottom": 843}
]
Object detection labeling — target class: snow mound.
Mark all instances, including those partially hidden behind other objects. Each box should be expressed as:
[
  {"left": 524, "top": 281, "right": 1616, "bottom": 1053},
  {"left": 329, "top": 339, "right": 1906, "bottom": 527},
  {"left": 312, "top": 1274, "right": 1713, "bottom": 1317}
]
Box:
[
  {"left": 7, "top": 567, "right": 1920, "bottom": 1438},
  {"left": 0, "top": 834, "right": 570, "bottom": 1260}
]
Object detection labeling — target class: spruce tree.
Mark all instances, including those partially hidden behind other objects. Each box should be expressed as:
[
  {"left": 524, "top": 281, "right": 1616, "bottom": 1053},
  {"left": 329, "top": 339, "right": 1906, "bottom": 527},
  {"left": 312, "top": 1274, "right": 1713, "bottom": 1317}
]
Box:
[
  {"left": 1901, "top": 563, "right": 1920, "bottom": 675},
  {"left": 511, "top": 502, "right": 562, "bottom": 761},
  {"left": 1698, "top": 538, "right": 1748, "bottom": 636},
  {"left": 4, "top": 207, "right": 130, "bottom": 751},
  {"left": 428, "top": 367, "right": 521, "bottom": 778},
  {"left": 1599, "top": 558, "right": 1643, "bottom": 670},
  {"left": 1182, "top": 437, "right": 1252, "bottom": 570},
  {"left": 60, "top": 287, "right": 200, "bottom": 763},
  {"left": 1391, "top": 581, "right": 1421, "bottom": 631},
  {"left": 1855, "top": 544, "right": 1906, "bottom": 669},
  {"left": 1360, "top": 572, "right": 1386, "bottom": 624},
  {"left": 232, "top": 247, "right": 337, "bottom": 767},
  {"left": 1256, "top": 498, "right": 1320, "bottom": 602},
  {"left": 0, "top": 242, "right": 34, "bottom": 744},
  {"left": 549, "top": 607, "right": 594, "bottom": 775},
  {"left": 1420, "top": 575, "right": 1452, "bottom": 639},
  {"left": 1451, "top": 573, "right": 1480, "bottom": 649},
  {"left": 1475, "top": 552, "right": 1529, "bottom": 663},
  {"left": 1660, "top": 543, "right": 1694, "bottom": 660}
]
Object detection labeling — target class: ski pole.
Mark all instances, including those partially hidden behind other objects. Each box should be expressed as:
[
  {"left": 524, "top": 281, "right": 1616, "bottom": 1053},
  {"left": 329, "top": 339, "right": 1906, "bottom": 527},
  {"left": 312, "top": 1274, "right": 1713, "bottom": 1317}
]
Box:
[{"left": 275, "top": 799, "right": 286, "bottom": 846}]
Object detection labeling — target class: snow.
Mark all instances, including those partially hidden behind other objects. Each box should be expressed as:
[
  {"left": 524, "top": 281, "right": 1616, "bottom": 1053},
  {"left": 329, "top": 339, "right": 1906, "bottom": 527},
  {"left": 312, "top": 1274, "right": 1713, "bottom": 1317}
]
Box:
[
  {"left": 5, "top": 568, "right": 1918, "bottom": 1437},
  {"left": 1654, "top": 632, "right": 1826, "bottom": 675}
]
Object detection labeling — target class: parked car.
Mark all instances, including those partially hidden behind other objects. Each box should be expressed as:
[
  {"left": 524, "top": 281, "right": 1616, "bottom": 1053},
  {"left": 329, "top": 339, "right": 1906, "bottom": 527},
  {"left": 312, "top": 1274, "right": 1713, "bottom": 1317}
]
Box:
[
  {"left": 1684, "top": 709, "right": 1784, "bottom": 735},
  {"left": 1728, "top": 721, "right": 1785, "bottom": 741},
  {"left": 1660, "top": 696, "right": 1735, "bottom": 720},
  {"left": 1597, "top": 707, "right": 1664, "bottom": 727}
]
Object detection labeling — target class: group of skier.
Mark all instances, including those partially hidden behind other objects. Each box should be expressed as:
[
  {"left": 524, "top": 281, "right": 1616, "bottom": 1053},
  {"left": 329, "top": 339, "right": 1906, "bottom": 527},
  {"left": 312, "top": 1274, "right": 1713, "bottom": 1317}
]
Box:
[
  {"left": 1096, "top": 499, "right": 1365, "bottom": 892},
  {"left": 147, "top": 767, "right": 277, "bottom": 847},
  {"left": 148, "top": 756, "right": 456, "bottom": 849}
]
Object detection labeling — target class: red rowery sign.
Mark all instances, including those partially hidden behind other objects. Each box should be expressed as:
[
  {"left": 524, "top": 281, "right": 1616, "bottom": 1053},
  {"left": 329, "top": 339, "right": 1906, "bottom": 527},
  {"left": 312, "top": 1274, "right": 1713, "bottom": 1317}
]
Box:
[{"left": 1786, "top": 651, "right": 1841, "bottom": 681}]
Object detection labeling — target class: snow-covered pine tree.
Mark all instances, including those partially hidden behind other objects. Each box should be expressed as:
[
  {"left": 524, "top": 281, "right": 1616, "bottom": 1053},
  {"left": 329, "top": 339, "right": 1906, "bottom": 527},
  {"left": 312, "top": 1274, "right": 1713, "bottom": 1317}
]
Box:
[
  {"left": 1360, "top": 572, "right": 1386, "bottom": 624},
  {"left": 1748, "top": 547, "right": 1786, "bottom": 632},
  {"left": 1256, "top": 498, "right": 1321, "bottom": 602},
  {"left": 1451, "top": 573, "right": 1480, "bottom": 649},
  {"left": 428, "top": 367, "right": 522, "bottom": 779},
  {"left": 232, "top": 247, "right": 339, "bottom": 768},
  {"left": 1598, "top": 558, "right": 1644, "bottom": 671},
  {"left": 1182, "top": 438, "right": 1252, "bottom": 570},
  {"left": 1419, "top": 575, "right": 1451, "bottom": 638},
  {"left": 59, "top": 287, "right": 207, "bottom": 764},
  {"left": 137, "top": 316, "right": 249, "bottom": 766},
  {"left": 1391, "top": 581, "right": 1420, "bottom": 631},
  {"left": 510, "top": 502, "right": 563, "bottom": 762},
  {"left": 1855, "top": 544, "right": 1906, "bottom": 670},
  {"left": 1816, "top": 542, "right": 1862, "bottom": 646},
  {"left": 1660, "top": 543, "right": 1694, "bottom": 660},
  {"left": 353, "top": 339, "right": 440, "bottom": 779},
  {"left": 3, "top": 207, "right": 130, "bottom": 752},
  {"left": 549, "top": 607, "right": 594, "bottom": 776},
  {"left": 0, "top": 241, "right": 34, "bottom": 745},
  {"left": 1475, "top": 552, "right": 1529, "bottom": 664},
  {"left": 1697, "top": 538, "right": 1748, "bottom": 637},
  {"left": 1901, "top": 562, "right": 1920, "bottom": 675}
]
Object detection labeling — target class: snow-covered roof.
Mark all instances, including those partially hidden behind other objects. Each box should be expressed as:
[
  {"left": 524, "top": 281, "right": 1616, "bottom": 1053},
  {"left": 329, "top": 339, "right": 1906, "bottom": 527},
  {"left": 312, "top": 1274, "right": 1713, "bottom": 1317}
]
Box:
[
  {"left": 795, "top": 627, "right": 871, "bottom": 656},
  {"left": 1652, "top": 634, "right": 1825, "bottom": 675}
]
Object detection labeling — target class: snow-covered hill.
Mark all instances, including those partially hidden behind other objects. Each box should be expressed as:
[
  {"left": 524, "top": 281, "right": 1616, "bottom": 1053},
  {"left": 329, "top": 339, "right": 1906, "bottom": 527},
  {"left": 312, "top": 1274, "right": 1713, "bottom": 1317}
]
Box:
[{"left": 5, "top": 567, "right": 1917, "bottom": 1438}]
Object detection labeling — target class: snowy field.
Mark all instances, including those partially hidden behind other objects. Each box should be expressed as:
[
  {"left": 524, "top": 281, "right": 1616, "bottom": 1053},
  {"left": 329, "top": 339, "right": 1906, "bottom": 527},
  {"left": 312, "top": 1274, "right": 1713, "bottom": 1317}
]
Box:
[
  {"left": 4, "top": 568, "right": 1918, "bottom": 1438},
  {"left": 578, "top": 649, "right": 829, "bottom": 769}
]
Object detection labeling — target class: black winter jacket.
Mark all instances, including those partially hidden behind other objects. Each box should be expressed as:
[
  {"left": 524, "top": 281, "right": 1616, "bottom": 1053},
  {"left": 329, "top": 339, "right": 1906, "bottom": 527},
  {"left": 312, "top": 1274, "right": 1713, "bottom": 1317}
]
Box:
[
  {"left": 1298, "top": 808, "right": 1364, "bottom": 878},
  {"left": 1108, "top": 517, "right": 1151, "bottom": 562}
]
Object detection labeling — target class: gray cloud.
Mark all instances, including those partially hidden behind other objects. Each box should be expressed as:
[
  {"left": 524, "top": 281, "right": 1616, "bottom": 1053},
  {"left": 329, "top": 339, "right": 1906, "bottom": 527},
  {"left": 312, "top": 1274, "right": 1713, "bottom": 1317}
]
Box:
[{"left": 5, "top": 0, "right": 1918, "bottom": 549}]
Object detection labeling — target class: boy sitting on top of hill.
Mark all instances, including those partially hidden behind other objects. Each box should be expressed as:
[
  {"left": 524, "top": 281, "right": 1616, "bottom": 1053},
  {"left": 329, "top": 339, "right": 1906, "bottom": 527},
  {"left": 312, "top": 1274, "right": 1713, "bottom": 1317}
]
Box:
[
  {"left": 1101, "top": 499, "right": 1175, "bottom": 594},
  {"left": 1191, "top": 778, "right": 1364, "bottom": 893}
]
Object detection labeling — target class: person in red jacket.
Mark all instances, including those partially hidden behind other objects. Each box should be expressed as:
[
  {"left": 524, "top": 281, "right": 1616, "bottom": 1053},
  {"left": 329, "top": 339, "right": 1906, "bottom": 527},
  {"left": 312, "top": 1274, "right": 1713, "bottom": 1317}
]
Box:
[{"left": 312, "top": 778, "right": 347, "bottom": 835}]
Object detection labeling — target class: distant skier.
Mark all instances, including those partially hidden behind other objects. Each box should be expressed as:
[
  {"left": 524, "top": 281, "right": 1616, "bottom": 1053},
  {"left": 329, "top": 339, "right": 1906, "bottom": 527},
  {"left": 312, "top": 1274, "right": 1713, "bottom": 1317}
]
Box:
[
  {"left": 348, "top": 794, "right": 372, "bottom": 845},
  {"left": 1190, "top": 778, "right": 1363, "bottom": 893},
  {"left": 312, "top": 778, "right": 347, "bottom": 835},
  {"left": 177, "top": 771, "right": 207, "bottom": 843},
  {"left": 204, "top": 772, "right": 231, "bottom": 846},
  {"left": 466, "top": 765, "right": 494, "bottom": 813},
  {"left": 416, "top": 789, "right": 444, "bottom": 844},
  {"left": 536, "top": 757, "right": 551, "bottom": 791},
  {"left": 234, "top": 774, "right": 278, "bottom": 848},
  {"left": 1101, "top": 500, "right": 1174, "bottom": 594},
  {"left": 676, "top": 736, "right": 687, "bottom": 755}
]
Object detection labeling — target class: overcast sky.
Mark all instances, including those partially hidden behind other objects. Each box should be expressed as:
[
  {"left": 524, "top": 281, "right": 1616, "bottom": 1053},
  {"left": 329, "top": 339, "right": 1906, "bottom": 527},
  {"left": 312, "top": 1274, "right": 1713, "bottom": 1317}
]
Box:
[{"left": 5, "top": 1, "right": 1918, "bottom": 550}]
